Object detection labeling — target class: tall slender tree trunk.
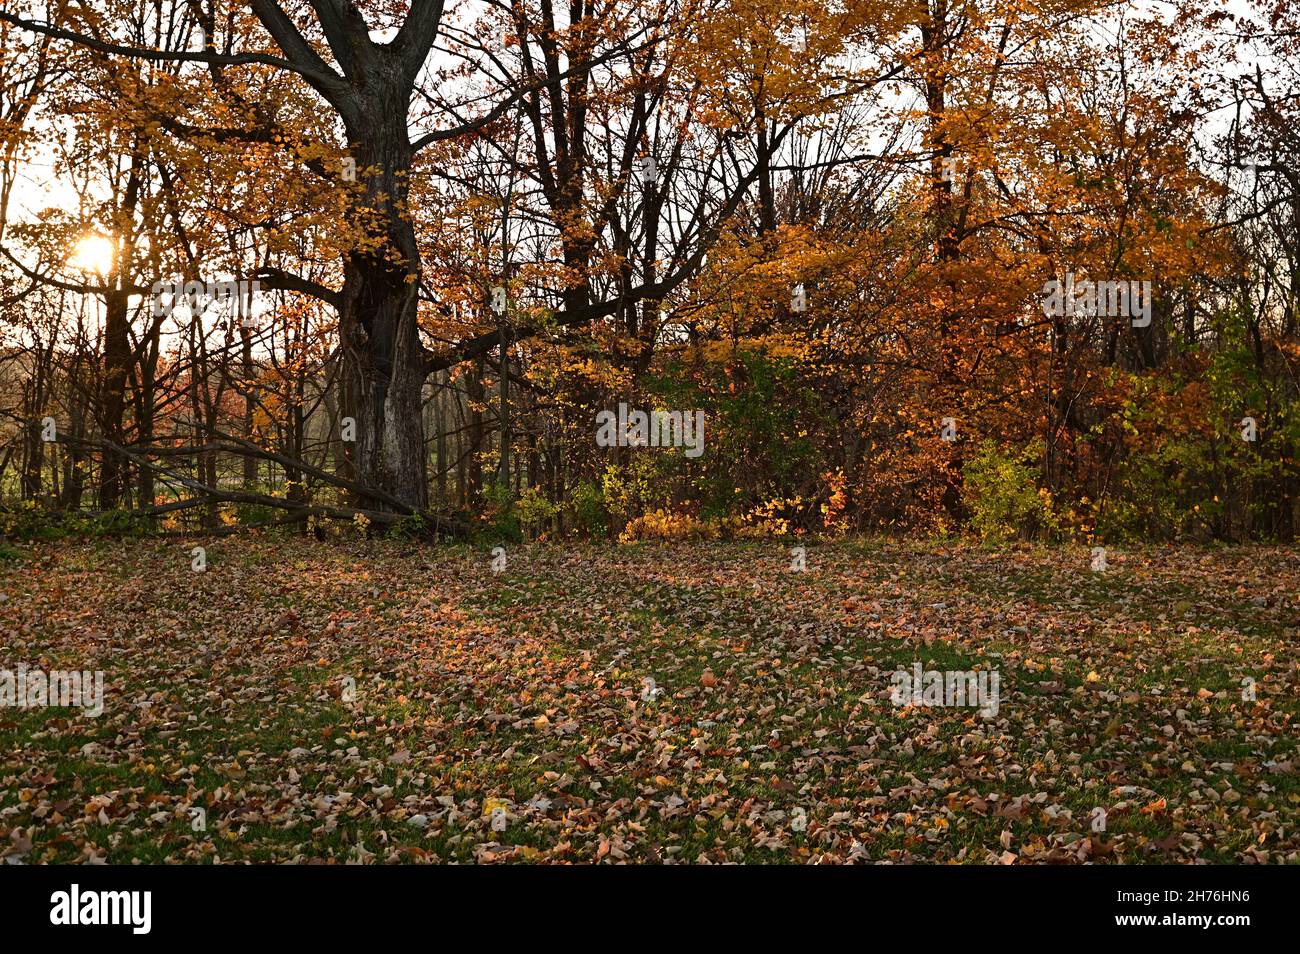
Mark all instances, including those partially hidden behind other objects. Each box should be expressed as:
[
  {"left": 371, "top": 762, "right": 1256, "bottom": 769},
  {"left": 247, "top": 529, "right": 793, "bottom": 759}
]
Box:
[
  {"left": 435, "top": 372, "right": 448, "bottom": 506},
  {"left": 465, "top": 357, "right": 485, "bottom": 505},
  {"left": 241, "top": 323, "right": 258, "bottom": 490}
]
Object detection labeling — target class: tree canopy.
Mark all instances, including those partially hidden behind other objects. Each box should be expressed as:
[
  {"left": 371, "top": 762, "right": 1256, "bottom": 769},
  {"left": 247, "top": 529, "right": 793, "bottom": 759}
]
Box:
[{"left": 0, "top": 0, "right": 1296, "bottom": 544}]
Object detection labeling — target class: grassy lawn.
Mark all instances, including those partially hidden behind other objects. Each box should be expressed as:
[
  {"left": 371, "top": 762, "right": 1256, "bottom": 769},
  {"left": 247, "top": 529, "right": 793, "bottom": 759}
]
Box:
[{"left": 0, "top": 537, "right": 1296, "bottom": 864}]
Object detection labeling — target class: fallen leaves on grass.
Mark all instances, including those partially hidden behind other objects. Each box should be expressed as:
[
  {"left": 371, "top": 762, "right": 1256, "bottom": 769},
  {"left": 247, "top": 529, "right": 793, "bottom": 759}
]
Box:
[{"left": 0, "top": 538, "right": 1296, "bottom": 864}]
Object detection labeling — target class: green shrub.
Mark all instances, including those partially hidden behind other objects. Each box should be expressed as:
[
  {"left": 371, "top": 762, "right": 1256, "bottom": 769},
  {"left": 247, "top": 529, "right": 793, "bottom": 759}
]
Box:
[
  {"left": 0, "top": 504, "right": 151, "bottom": 541},
  {"left": 516, "top": 487, "right": 559, "bottom": 540},
  {"left": 569, "top": 480, "right": 608, "bottom": 538},
  {"left": 961, "top": 442, "right": 1058, "bottom": 543},
  {"left": 481, "top": 480, "right": 522, "bottom": 542},
  {"left": 600, "top": 457, "right": 672, "bottom": 521}
]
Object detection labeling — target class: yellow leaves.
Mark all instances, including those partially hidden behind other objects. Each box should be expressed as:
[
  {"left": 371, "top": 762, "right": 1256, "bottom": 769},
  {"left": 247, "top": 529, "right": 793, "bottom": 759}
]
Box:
[
  {"left": 618, "top": 509, "right": 714, "bottom": 543},
  {"left": 820, "top": 469, "right": 850, "bottom": 534},
  {"left": 682, "top": 0, "right": 882, "bottom": 124}
]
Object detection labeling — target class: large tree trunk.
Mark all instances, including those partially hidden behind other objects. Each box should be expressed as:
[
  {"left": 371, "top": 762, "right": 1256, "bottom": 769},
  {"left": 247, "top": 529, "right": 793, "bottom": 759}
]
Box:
[
  {"left": 338, "top": 108, "right": 428, "bottom": 511},
  {"left": 97, "top": 152, "right": 141, "bottom": 510}
]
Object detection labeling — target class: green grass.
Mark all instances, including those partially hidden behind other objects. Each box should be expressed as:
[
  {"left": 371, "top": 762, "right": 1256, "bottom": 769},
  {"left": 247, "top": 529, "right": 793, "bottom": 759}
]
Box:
[{"left": 0, "top": 536, "right": 1296, "bottom": 864}]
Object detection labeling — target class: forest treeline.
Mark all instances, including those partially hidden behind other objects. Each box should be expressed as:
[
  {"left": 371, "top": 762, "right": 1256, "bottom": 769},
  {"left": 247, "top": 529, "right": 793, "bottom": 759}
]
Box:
[{"left": 0, "top": 0, "right": 1297, "bottom": 543}]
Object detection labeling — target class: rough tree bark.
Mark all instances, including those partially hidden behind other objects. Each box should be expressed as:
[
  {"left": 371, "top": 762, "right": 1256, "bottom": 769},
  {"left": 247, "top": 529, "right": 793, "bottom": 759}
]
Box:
[{"left": 337, "top": 98, "right": 428, "bottom": 510}]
